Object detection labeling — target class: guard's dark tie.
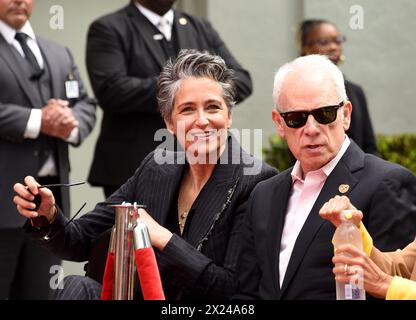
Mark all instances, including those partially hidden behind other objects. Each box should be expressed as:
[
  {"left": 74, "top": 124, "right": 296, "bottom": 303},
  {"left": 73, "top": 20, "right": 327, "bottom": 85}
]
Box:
[{"left": 15, "top": 32, "right": 42, "bottom": 76}]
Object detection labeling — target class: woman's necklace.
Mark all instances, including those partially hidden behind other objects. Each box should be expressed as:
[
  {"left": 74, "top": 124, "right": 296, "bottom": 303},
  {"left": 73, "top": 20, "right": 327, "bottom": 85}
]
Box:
[
  {"left": 178, "top": 210, "right": 188, "bottom": 233},
  {"left": 177, "top": 167, "right": 209, "bottom": 234},
  {"left": 178, "top": 173, "right": 193, "bottom": 234}
]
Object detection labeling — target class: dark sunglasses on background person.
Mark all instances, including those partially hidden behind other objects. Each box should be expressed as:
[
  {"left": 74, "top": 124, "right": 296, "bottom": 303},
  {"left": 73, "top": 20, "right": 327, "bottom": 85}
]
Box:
[{"left": 280, "top": 101, "right": 344, "bottom": 128}]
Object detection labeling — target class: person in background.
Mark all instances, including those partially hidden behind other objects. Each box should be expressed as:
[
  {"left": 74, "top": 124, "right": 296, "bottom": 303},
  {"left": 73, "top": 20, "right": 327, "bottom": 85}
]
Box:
[
  {"left": 13, "top": 50, "right": 276, "bottom": 300},
  {"left": 0, "top": 0, "right": 96, "bottom": 299},
  {"left": 299, "top": 19, "right": 378, "bottom": 155},
  {"left": 320, "top": 195, "right": 416, "bottom": 300},
  {"left": 234, "top": 54, "right": 416, "bottom": 300},
  {"left": 86, "top": 0, "right": 253, "bottom": 198}
]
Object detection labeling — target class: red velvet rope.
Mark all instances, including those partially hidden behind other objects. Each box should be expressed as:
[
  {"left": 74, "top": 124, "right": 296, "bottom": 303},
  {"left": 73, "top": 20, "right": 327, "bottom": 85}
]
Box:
[
  {"left": 100, "top": 246, "right": 165, "bottom": 300},
  {"left": 100, "top": 251, "right": 115, "bottom": 300},
  {"left": 134, "top": 247, "right": 165, "bottom": 300}
]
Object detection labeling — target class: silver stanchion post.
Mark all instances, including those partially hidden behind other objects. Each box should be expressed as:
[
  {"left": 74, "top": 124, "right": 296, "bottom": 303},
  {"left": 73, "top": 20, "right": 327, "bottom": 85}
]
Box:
[
  {"left": 105, "top": 202, "right": 164, "bottom": 300},
  {"left": 108, "top": 203, "right": 142, "bottom": 300}
]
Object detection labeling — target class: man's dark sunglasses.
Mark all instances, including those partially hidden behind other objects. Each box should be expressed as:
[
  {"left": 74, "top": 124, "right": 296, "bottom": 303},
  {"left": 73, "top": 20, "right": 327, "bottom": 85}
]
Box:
[{"left": 280, "top": 101, "right": 344, "bottom": 128}]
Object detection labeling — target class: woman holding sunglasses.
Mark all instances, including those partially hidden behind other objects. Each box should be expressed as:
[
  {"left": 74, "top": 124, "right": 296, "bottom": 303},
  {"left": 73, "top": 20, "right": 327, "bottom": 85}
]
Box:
[
  {"left": 298, "top": 19, "right": 378, "bottom": 155},
  {"left": 13, "top": 50, "right": 277, "bottom": 300}
]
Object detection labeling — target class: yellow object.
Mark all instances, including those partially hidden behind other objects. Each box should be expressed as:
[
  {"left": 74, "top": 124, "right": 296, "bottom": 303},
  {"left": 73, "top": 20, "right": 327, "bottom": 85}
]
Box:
[
  {"left": 386, "top": 276, "right": 416, "bottom": 300},
  {"left": 345, "top": 211, "right": 353, "bottom": 220},
  {"left": 359, "top": 222, "right": 373, "bottom": 256}
]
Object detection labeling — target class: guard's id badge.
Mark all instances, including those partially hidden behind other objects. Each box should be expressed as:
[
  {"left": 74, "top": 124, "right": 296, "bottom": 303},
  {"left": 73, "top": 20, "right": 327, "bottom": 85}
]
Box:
[{"left": 65, "top": 73, "right": 79, "bottom": 99}]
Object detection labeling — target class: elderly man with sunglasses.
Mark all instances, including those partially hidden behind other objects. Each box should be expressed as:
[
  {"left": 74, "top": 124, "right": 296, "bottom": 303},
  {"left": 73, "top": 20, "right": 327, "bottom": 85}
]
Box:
[{"left": 234, "top": 54, "right": 416, "bottom": 300}]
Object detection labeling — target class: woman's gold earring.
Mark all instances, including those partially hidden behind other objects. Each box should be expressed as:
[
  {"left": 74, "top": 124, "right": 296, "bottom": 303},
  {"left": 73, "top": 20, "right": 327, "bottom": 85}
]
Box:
[{"left": 339, "top": 54, "right": 346, "bottom": 64}]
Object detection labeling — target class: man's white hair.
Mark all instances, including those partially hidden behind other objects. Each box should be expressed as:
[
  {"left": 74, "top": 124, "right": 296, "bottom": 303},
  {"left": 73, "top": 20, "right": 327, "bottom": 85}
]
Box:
[{"left": 272, "top": 54, "right": 347, "bottom": 110}]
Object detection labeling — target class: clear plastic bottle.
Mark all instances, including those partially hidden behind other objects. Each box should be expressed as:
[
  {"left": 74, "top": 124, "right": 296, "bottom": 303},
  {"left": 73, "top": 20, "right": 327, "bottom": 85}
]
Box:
[{"left": 332, "top": 210, "right": 366, "bottom": 300}]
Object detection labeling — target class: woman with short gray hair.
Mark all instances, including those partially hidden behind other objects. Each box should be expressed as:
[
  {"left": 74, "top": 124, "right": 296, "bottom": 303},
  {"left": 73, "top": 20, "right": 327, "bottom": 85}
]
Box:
[{"left": 158, "top": 49, "right": 236, "bottom": 121}]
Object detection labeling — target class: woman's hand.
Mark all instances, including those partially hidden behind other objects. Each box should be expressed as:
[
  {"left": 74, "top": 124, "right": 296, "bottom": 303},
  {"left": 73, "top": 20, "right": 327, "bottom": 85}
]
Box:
[
  {"left": 138, "top": 208, "right": 173, "bottom": 250},
  {"left": 319, "top": 195, "right": 362, "bottom": 227},
  {"left": 333, "top": 244, "right": 393, "bottom": 299},
  {"left": 13, "top": 176, "right": 56, "bottom": 221}
]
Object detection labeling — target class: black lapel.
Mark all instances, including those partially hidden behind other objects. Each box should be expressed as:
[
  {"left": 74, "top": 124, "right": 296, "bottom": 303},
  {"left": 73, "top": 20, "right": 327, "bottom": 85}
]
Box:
[
  {"left": 280, "top": 141, "right": 364, "bottom": 295},
  {"left": 150, "top": 150, "right": 186, "bottom": 227},
  {"left": 185, "top": 135, "right": 241, "bottom": 248},
  {"left": 0, "top": 35, "right": 42, "bottom": 108},
  {"left": 266, "top": 170, "right": 292, "bottom": 298},
  {"left": 174, "top": 11, "right": 200, "bottom": 49},
  {"left": 126, "top": 3, "right": 167, "bottom": 68}
]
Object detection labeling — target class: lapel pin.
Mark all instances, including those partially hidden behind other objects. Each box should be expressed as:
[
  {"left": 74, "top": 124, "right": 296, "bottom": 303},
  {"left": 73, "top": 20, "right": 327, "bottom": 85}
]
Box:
[
  {"left": 338, "top": 184, "right": 350, "bottom": 194},
  {"left": 179, "top": 17, "right": 188, "bottom": 25},
  {"left": 153, "top": 34, "right": 163, "bottom": 41}
]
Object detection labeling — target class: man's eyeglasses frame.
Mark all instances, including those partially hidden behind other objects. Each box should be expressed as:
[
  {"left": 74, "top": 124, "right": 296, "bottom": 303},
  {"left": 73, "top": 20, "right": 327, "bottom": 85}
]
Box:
[{"left": 279, "top": 101, "right": 344, "bottom": 129}]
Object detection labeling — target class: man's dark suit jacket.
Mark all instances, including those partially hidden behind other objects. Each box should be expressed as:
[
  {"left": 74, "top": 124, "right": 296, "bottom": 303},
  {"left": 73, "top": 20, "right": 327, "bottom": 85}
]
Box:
[
  {"left": 0, "top": 34, "right": 96, "bottom": 228},
  {"left": 86, "top": 3, "right": 253, "bottom": 188},
  {"left": 235, "top": 141, "right": 416, "bottom": 299},
  {"left": 33, "top": 136, "right": 277, "bottom": 299},
  {"left": 345, "top": 79, "right": 378, "bottom": 155}
]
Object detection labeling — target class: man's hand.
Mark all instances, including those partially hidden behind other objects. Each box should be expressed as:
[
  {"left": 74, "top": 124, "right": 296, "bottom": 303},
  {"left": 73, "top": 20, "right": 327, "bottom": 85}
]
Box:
[
  {"left": 319, "top": 195, "right": 363, "bottom": 227},
  {"left": 41, "top": 99, "right": 79, "bottom": 139}
]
